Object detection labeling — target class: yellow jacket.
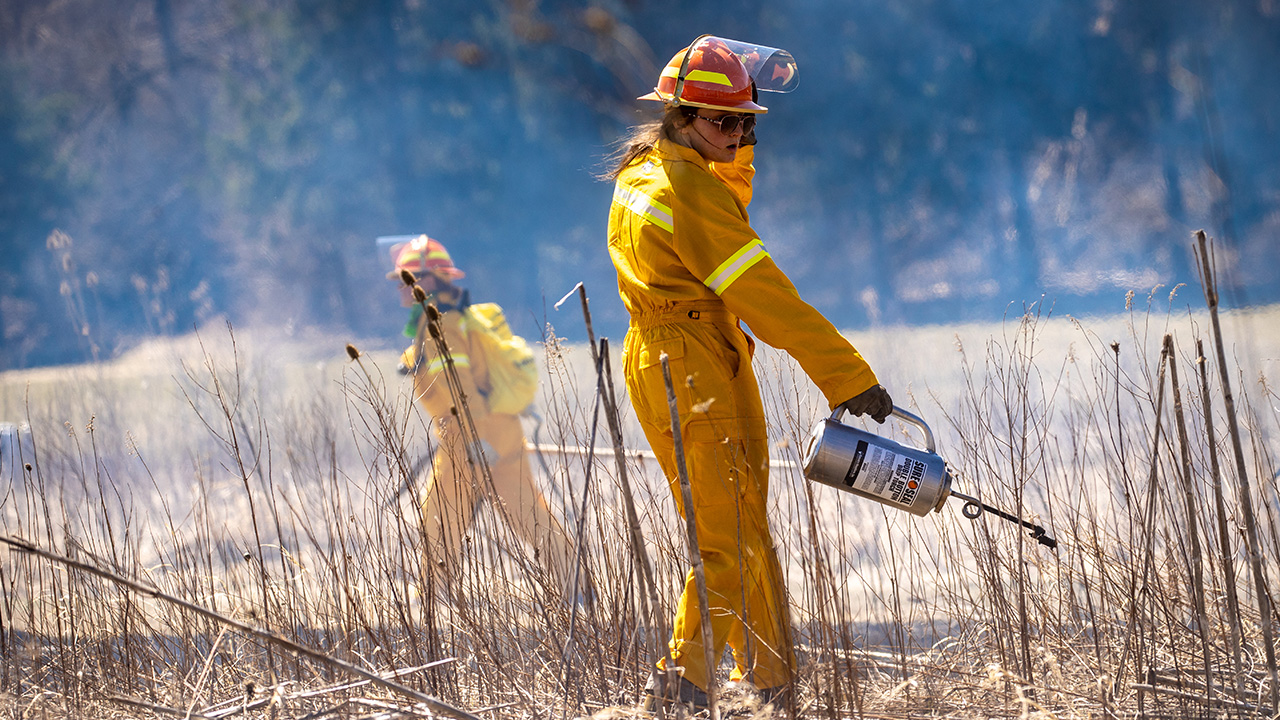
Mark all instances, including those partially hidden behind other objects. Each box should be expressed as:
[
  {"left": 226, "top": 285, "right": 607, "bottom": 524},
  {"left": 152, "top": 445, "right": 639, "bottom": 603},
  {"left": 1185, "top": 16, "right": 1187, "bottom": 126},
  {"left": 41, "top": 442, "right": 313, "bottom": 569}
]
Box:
[
  {"left": 607, "top": 139, "right": 878, "bottom": 408},
  {"left": 403, "top": 305, "right": 492, "bottom": 423}
]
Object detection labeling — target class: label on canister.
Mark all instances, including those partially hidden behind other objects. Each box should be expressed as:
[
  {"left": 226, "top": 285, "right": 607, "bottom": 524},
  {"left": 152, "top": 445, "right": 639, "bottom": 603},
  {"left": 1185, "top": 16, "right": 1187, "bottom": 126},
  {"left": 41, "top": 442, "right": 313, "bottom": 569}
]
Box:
[{"left": 845, "top": 440, "right": 927, "bottom": 508}]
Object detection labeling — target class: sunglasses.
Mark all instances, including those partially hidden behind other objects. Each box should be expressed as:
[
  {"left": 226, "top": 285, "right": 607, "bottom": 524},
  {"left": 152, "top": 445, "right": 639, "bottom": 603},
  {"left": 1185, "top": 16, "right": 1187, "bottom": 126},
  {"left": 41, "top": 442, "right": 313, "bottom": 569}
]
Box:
[{"left": 696, "top": 113, "right": 756, "bottom": 136}]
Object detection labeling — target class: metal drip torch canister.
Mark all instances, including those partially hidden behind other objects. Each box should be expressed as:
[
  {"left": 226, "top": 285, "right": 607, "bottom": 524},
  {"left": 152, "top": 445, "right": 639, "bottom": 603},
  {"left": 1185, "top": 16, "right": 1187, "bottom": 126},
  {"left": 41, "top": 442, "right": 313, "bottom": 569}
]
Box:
[
  {"left": 803, "top": 406, "right": 952, "bottom": 516},
  {"left": 802, "top": 406, "right": 1056, "bottom": 549}
]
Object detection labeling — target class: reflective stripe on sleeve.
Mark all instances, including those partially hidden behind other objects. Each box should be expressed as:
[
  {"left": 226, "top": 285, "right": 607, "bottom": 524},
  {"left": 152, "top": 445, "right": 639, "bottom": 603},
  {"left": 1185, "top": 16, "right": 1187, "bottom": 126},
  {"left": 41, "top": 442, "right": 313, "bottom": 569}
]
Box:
[
  {"left": 613, "top": 183, "right": 673, "bottom": 233},
  {"left": 424, "top": 354, "right": 471, "bottom": 375},
  {"left": 704, "top": 238, "right": 770, "bottom": 295}
]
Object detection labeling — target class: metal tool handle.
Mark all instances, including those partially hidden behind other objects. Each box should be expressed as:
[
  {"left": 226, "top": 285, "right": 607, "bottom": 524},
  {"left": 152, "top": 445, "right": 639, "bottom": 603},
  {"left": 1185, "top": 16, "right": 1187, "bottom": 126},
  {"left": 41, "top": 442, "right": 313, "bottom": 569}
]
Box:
[{"left": 830, "top": 404, "right": 936, "bottom": 454}]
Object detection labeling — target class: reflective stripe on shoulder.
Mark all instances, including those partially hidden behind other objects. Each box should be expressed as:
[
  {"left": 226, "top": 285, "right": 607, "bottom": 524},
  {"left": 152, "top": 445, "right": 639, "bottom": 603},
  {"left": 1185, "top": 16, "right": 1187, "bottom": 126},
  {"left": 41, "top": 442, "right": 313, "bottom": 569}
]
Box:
[
  {"left": 613, "top": 183, "right": 673, "bottom": 233},
  {"left": 704, "top": 238, "right": 770, "bottom": 295},
  {"left": 424, "top": 353, "right": 471, "bottom": 375}
]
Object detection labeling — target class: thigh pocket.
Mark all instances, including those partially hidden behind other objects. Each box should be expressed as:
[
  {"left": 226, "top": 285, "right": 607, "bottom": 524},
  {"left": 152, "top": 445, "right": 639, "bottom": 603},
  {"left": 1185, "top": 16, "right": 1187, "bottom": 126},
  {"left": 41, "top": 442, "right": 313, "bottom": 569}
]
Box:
[
  {"left": 633, "top": 337, "right": 688, "bottom": 424},
  {"left": 637, "top": 337, "right": 684, "bottom": 370}
]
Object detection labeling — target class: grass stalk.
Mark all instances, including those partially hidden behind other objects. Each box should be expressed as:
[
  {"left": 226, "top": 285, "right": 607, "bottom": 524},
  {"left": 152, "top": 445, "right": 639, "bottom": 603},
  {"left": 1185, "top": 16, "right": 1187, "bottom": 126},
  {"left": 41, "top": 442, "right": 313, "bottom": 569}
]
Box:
[
  {"left": 659, "top": 352, "right": 719, "bottom": 719},
  {"left": 1114, "top": 332, "right": 1168, "bottom": 707},
  {"left": 0, "top": 534, "right": 482, "bottom": 720},
  {"left": 1195, "top": 229, "right": 1278, "bottom": 710},
  {"left": 1197, "top": 338, "right": 1247, "bottom": 711},
  {"left": 1162, "top": 333, "right": 1213, "bottom": 700},
  {"left": 574, "top": 285, "right": 676, "bottom": 705}
]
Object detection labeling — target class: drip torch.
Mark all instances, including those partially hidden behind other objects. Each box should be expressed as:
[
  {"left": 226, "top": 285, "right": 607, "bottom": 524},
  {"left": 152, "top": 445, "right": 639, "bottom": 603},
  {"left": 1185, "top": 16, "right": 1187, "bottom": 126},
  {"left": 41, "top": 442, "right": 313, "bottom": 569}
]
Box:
[{"left": 802, "top": 406, "right": 1056, "bottom": 549}]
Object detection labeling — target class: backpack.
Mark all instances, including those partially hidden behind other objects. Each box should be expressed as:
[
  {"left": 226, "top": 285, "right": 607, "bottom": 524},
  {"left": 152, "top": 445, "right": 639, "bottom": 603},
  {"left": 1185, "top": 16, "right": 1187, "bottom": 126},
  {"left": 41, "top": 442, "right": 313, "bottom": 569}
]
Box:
[{"left": 464, "top": 303, "right": 539, "bottom": 415}]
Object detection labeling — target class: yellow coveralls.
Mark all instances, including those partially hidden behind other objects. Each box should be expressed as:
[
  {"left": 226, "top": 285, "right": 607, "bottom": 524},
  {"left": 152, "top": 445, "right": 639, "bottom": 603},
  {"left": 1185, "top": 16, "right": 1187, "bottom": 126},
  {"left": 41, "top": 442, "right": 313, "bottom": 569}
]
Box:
[
  {"left": 607, "top": 139, "right": 879, "bottom": 691},
  {"left": 406, "top": 304, "right": 577, "bottom": 596}
]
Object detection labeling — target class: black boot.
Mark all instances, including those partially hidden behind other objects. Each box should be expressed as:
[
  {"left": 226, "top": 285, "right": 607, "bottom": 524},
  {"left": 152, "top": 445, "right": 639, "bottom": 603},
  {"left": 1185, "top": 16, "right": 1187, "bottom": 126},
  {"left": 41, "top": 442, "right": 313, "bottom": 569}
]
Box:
[{"left": 642, "top": 671, "right": 708, "bottom": 712}]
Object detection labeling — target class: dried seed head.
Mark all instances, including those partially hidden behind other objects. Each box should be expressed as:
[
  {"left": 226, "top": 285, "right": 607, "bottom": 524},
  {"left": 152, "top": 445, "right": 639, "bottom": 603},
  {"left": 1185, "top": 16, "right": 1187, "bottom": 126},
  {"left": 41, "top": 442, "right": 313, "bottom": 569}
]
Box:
[
  {"left": 345, "top": 343, "right": 360, "bottom": 360},
  {"left": 425, "top": 304, "right": 440, "bottom": 322},
  {"left": 412, "top": 285, "right": 427, "bottom": 303},
  {"left": 428, "top": 322, "right": 441, "bottom": 339},
  {"left": 399, "top": 269, "right": 416, "bottom": 286}
]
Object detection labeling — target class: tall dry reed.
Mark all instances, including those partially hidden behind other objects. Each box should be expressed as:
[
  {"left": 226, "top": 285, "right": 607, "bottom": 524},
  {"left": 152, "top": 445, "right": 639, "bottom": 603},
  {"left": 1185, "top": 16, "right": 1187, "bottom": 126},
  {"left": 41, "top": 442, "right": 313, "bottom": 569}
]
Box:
[{"left": 2, "top": 265, "right": 1278, "bottom": 718}]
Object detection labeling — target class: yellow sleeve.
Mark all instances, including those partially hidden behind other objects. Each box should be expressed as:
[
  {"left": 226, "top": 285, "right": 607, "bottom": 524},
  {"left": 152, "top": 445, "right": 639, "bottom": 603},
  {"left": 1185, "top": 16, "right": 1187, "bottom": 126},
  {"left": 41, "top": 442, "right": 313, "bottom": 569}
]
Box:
[{"left": 668, "top": 164, "right": 879, "bottom": 408}]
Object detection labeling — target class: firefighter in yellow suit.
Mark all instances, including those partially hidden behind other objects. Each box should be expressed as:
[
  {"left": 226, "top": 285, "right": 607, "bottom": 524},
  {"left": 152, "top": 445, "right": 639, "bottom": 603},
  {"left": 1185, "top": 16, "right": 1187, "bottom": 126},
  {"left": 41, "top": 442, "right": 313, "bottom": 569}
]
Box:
[
  {"left": 605, "top": 37, "right": 894, "bottom": 705},
  {"left": 390, "top": 235, "right": 579, "bottom": 601}
]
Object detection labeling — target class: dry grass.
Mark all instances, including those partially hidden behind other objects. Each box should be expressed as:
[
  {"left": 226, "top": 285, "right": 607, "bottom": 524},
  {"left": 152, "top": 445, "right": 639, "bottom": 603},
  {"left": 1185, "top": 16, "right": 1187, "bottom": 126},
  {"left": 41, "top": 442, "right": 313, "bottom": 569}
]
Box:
[{"left": 2, "top": 292, "right": 1279, "bottom": 719}]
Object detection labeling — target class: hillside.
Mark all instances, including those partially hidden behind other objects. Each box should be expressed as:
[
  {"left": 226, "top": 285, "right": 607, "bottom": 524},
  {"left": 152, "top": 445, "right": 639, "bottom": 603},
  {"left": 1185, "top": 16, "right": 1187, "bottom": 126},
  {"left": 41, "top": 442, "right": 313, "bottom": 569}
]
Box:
[{"left": 3, "top": 0, "right": 1279, "bottom": 369}]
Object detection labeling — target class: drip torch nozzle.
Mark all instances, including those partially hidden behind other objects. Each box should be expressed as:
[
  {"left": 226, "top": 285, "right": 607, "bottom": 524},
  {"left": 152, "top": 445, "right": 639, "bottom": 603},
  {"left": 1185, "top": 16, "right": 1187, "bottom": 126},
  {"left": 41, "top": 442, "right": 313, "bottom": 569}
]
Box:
[{"left": 953, "top": 490, "right": 1057, "bottom": 550}]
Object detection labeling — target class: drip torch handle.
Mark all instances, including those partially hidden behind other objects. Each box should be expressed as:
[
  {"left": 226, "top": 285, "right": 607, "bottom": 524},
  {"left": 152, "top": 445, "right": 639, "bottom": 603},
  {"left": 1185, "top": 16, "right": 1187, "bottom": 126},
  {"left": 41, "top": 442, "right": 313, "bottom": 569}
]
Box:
[{"left": 829, "top": 405, "right": 936, "bottom": 453}]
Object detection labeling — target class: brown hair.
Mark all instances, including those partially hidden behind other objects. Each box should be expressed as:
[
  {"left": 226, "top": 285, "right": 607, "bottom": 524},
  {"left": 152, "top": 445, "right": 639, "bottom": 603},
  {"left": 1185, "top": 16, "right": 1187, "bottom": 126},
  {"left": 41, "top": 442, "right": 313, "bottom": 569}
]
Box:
[{"left": 603, "top": 105, "right": 696, "bottom": 180}]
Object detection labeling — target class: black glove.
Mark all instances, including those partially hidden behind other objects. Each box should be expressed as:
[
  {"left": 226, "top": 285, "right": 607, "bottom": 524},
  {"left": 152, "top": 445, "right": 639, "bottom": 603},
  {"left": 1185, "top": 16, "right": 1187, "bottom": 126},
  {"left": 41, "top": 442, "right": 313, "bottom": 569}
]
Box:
[{"left": 837, "top": 384, "right": 893, "bottom": 424}]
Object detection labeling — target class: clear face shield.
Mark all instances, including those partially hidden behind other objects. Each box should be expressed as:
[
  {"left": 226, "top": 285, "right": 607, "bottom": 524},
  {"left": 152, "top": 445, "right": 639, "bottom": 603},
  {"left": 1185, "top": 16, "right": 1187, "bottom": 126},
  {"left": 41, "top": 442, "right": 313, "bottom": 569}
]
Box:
[{"left": 712, "top": 37, "right": 800, "bottom": 94}]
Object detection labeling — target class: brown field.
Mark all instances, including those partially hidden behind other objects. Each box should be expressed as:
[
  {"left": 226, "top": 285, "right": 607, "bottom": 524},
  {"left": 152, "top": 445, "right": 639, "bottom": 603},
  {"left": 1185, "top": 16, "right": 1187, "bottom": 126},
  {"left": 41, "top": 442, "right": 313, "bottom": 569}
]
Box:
[{"left": 2, "top": 291, "right": 1279, "bottom": 719}]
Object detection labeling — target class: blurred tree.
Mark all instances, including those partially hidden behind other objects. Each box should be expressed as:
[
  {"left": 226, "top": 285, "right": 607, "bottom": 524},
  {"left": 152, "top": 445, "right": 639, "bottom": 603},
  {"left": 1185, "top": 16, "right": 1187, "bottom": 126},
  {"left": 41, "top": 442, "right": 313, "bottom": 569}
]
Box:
[
  {"left": 0, "top": 0, "right": 1277, "bottom": 370},
  {"left": 0, "top": 63, "right": 72, "bottom": 367}
]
